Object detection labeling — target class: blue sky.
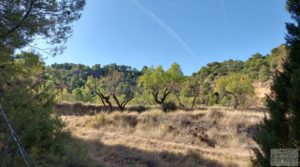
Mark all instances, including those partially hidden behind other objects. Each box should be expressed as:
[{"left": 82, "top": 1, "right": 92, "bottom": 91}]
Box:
[{"left": 44, "top": 0, "right": 290, "bottom": 75}]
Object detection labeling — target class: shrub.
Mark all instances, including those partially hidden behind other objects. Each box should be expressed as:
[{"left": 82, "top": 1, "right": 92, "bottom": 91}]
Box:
[{"left": 162, "top": 101, "right": 177, "bottom": 112}]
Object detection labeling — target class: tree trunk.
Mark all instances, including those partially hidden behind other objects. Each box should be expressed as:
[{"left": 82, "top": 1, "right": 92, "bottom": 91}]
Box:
[
  {"left": 152, "top": 91, "right": 162, "bottom": 105},
  {"left": 98, "top": 94, "right": 112, "bottom": 112},
  {"left": 104, "top": 96, "right": 113, "bottom": 112},
  {"left": 151, "top": 88, "right": 171, "bottom": 106},
  {"left": 112, "top": 94, "right": 124, "bottom": 111},
  {"left": 175, "top": 93, "right": 186, "bottom": 110},
  {"left": 233, "top": 97, "right": 238, "bottom": 110},
  {"left": 112, "top": 94, "right": 134, "bottom": 111},
  {"left": 121, "top": 97, "right": 134, "bottom": 110},
  {"left": 95, "top": 92, "right": 106, "bottom": 107},
  {"left": 160, "top": 88, "right": 171, "bottom": 105},
  {"left": 191, "top": 93, "right": 199, "bottom": 110},
  {"left": 100, "top": 97, "right": 106, "bottom": 107},
  {"left": 6, "top": 0, "right": 35, "bottom": 36}
]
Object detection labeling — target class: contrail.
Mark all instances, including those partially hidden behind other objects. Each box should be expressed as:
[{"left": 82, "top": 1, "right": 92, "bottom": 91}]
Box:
[
  {"left": 129, "top": 0, "right": 201, "bottom": 63},
  {"left": 219, "top": 0, "right": 227, "bottom": 19}
]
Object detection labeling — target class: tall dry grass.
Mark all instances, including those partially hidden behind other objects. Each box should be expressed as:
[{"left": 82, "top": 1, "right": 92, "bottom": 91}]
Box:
[
  {"left": 90, "top": 108, "right": 264, "bottom": 149},
  {"left": 64, "top": 107, "right": 265, "bottom": 166}
]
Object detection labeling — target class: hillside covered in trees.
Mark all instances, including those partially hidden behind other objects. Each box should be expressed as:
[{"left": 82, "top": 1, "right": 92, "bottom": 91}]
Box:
[{"left": 46, "top": 44, "right": 287, "bottom": 110}]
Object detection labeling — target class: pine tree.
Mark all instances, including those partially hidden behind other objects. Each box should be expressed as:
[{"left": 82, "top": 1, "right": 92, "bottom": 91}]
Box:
[
  {"left": 252, "top": 0, "right": 300, "bottom": 166},
  {"left": 0, "top": 0, "right": 85, "bottom": 166}
]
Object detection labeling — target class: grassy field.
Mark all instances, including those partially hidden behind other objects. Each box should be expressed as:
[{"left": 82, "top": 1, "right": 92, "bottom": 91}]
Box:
[{"left": 63, "top": 108, "right": 265, "bottom": 167}]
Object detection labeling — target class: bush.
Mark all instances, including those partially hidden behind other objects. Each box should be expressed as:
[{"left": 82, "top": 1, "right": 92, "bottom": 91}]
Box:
[{"left": 162, "top": 101, "right": 177, "bottom": 112}]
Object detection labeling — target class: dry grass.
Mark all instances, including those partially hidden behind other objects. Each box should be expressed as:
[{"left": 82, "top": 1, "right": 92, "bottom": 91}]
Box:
[{"left": 63, "top": 108, "right": 265, "bottom": 167}]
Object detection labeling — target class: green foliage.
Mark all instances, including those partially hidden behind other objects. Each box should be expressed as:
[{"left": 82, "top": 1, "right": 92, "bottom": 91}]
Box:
[
  {"left": 48, "top": 63, "right": 142, "bottom": 94},
  {"left": 181, "top": 76, "right": 200, "bottom": 109},
  {"left": 267, "top": 44, "right": 288, "bottom": 70},
  {"left": 103, "top": 70, "right": 135, "bottom": 111},
  {"left": 138, "top": 66, "right": 171, "bottom": 105},
  {"left": 45, "top": 45, "right": 287, "bottom": 109},
  {"left": 243, "top": 53, "right": 269, "bottom": 80},
  {"left": 215, "top": 73, "right": 254, "bottom": 109},
  {"left": 0, "top": 0, "right": 85, "bottom": 55},
  {"left": 166, "top": 63, "right": 186, "bottom": 108},
  {"left": 85, "top": 76, "right": 113, "bottom": 110},
  {"left": 72, "top": 87, "right": 94, "bottom": 102},
  {"left": 138, "top": 66, "right": 167, "bottom": 92},
  {"left": 199, "top": 82, "right": 214, "bottom": 105},
  {"left": 0, "top": 53, "right": 80, "bottom": 166},
  {"left": 252, "top": 1, "right": 300, "bottom": 166},
  {"left": 194, "top": 46, "right": 288, "bottom": 84},
  {"left": 166, "top": 63, "right": 185, "bottom": 84},
  {"left": 56, "top": 88, "right": 74, "bottom": 102},
  {"left": 85, "top": 69, "right": 136, "bottom": 111},
  {"left": 258, "top": 65, "right": 270, "bottom": 82},
  {"left": 196, "top": 60, "right": 244, "bottom": 82},
  {"left": 0, "top": 0, "right": 86, "bottom": 165}
]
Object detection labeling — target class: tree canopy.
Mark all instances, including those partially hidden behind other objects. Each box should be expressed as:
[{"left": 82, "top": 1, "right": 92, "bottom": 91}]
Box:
[
  {"left": 216, "top": 73, "right": 254, "bottom": 109},
  {"left": 0, "top": 0, "right": 85, "bottom": 55}
]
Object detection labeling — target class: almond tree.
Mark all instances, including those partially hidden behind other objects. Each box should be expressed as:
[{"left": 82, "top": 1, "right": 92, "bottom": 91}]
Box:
[
  {"left": 103, "top": 70, "right": 135, "bottom": 111},
  {"left": 215, "top": 73, "right": 254, "bottom": 109},
  {"left": 166, "top": 63, "right": 186, "bottom": 109},
  {"left": 138, "top": 66, "right": 170, "bottom": 105}
]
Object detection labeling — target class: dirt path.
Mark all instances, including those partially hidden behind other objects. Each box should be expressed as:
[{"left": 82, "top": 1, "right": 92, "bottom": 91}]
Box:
[{"left": 64, "top": 116, "right": 252, "bottom": 166}]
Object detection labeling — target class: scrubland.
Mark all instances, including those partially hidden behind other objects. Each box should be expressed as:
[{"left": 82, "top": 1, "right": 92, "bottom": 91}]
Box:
[{"left": 63, "top": 108, "right": 265, "bottom": 167}]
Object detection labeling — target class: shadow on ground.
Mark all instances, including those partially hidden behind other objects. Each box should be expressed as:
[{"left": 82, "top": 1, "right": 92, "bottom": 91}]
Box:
[{"left": 69, "top": 136, "right": 238, "bottom": 167}]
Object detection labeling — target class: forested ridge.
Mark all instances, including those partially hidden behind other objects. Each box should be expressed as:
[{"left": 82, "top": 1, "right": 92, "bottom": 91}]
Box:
[
  {"left": 49, "top": 44, "right": 287, "bottom": 90},
  {"left": 46, "top": 44, "right": 287, "bottom": 110}
]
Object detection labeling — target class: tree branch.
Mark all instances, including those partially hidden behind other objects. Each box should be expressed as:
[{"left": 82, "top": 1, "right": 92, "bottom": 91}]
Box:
[{"left": 6, "top": 0, "right": 36, "bottom": 36}]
